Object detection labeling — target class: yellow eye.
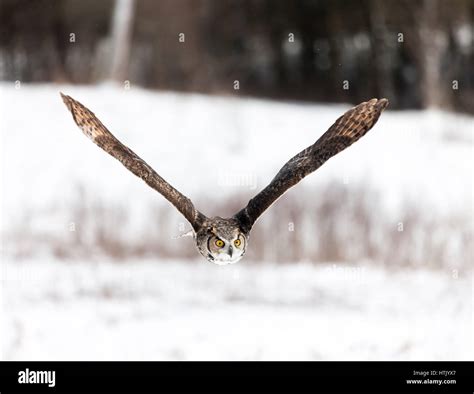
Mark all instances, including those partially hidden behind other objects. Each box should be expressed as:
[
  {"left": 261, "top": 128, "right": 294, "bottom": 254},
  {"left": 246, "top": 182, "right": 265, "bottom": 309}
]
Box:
[
  {"left": 234, "top": 239, "right": 241, "bottom": 247},
  {"left": 215, "top": 239, "right": 225, "bottom": 248}
]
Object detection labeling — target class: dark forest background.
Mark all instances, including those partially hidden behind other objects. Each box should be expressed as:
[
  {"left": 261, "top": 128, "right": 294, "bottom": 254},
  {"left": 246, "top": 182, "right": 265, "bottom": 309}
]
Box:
[{"left": 1, "top": 0, "right": 473, "bottom": 112}]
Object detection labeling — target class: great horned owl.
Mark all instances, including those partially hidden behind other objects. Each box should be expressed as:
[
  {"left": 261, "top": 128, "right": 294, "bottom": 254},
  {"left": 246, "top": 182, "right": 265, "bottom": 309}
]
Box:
[{"left": 61, "top": 93, "right": 388, "bottom": 265}]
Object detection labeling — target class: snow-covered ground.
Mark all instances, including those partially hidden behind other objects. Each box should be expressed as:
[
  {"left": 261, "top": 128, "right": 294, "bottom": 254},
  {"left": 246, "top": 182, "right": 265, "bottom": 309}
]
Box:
[
  {"left": 2, "top": 83, "right": 472, "bottom": 218},
  {"left": 0, "top": 83, "right": 472, "bottom": 264},
  {"left": 1, "top": 259, "right": 471, "bottom": 360},
  {"left": 0, "top": 83, "right": 472, "bottom": 360}
]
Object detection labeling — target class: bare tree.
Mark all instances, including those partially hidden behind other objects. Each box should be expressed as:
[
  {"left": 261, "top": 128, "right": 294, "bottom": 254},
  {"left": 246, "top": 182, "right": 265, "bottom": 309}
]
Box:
[
  {"left": 109, "top": 0, "right": 136, "bottom": 82},
  {"left": 415, "top": 0, "right": 450, "bottom": 109},
  {"left": 368, "top": 0, "right": 396, "bottom": 104}
]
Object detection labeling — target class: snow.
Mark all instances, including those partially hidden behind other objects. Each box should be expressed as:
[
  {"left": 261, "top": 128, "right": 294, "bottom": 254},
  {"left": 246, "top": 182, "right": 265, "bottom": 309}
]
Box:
[
  {"left": 0, "top": 83, "right": 472, "bottom": 360},
  {"left": 1, "top": 259, "right": 471, "bottom": 360},
  {"left": 1, "top": 82, "right": 472, "bottom": 227}
]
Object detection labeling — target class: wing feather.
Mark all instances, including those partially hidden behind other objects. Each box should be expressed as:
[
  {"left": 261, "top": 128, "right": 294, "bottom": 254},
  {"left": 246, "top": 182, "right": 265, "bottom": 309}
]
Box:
[
  {"left": 60, "top": 93, "right": 206, "bottom": 231},
  {"left": 234, "top": 98, "right": 389, "bottom": 233}
]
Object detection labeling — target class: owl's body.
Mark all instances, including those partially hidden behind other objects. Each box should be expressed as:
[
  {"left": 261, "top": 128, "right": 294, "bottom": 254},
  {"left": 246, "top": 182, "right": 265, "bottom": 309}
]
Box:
[{"left": 61, "top": 93, "right": 388, "bottom": 264}]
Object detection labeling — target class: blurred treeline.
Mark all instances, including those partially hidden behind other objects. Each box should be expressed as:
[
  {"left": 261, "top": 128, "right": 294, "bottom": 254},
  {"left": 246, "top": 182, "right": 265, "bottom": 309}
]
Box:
[{"left": 1, "top": 0, "right": 473, "bottom": 112}]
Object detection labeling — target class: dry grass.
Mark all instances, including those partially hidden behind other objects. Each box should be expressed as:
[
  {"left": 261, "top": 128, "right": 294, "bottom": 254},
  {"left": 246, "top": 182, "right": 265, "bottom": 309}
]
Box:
[{"left": 3, "top": 182, "right": 472, "bottom": 269}]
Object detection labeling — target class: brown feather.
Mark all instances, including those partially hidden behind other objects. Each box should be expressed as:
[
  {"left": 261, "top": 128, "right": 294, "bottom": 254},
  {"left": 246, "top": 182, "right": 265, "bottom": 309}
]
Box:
[
  {"left": 60, "top": 93, "right": 207, "bottom": 231},
  {"left": 234, "top": 98, "right": 389, "bottom": 233}
]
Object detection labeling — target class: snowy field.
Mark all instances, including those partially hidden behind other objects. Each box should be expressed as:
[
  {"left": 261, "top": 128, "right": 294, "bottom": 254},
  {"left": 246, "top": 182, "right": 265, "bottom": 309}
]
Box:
[
  {"left": 1, "top": 83, "right": 473, "bottom": 264},
  {"left": 2, "top": 83, "right": 472, "bottom": 220},
  {"left": 1, "top": 259, "right": 471, "bottom": 360},
  {"left": 0, "top": 83, "right": 472, "bottom": 360}
]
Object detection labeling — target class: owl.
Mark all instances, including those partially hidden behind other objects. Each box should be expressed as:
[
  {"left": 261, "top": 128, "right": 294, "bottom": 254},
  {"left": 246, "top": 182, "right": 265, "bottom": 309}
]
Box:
[{"left": 61, "top": 93, "right": 388, "bottom": 264}]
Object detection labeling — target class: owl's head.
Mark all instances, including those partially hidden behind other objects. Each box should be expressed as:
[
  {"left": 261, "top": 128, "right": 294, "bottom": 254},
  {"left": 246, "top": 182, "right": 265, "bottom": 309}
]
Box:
[{"left": 196, "top": 217, "right": 247, "bottom": 265}]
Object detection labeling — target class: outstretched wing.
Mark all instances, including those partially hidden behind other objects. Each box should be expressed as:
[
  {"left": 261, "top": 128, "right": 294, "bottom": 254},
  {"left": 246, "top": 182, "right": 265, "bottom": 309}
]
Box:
[
  {"left": 60, "top": 93, "right": 207, "bottom": 232},
  {"left": 234, "top": 98, "right": 388, "bottom": 233}
]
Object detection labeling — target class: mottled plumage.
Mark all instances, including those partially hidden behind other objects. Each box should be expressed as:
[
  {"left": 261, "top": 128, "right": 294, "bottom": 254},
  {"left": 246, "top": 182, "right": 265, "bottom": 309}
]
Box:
[
  {"left": 234, "top": 98, "right": 388, "bottom": 233},
  {"left": 61, "top": 93, "right": 388, "bottom": 264},
  {"left": 60, "top": 93, "right": 206, "bottom": 232}
]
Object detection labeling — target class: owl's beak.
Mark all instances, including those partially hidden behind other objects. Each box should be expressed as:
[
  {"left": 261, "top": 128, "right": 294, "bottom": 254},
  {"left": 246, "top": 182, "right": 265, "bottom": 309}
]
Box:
[{"left": 228, "top": 245, "right": 234, "bottom": 258}]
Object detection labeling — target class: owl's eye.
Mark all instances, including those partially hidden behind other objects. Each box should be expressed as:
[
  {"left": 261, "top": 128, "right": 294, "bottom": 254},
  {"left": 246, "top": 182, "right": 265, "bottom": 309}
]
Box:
[
  {"left": 215, "top": 239, "right": 225, "bottom": 248},
  {"left": 234, "top": 239, "right": 241, "bottom": 247}
]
